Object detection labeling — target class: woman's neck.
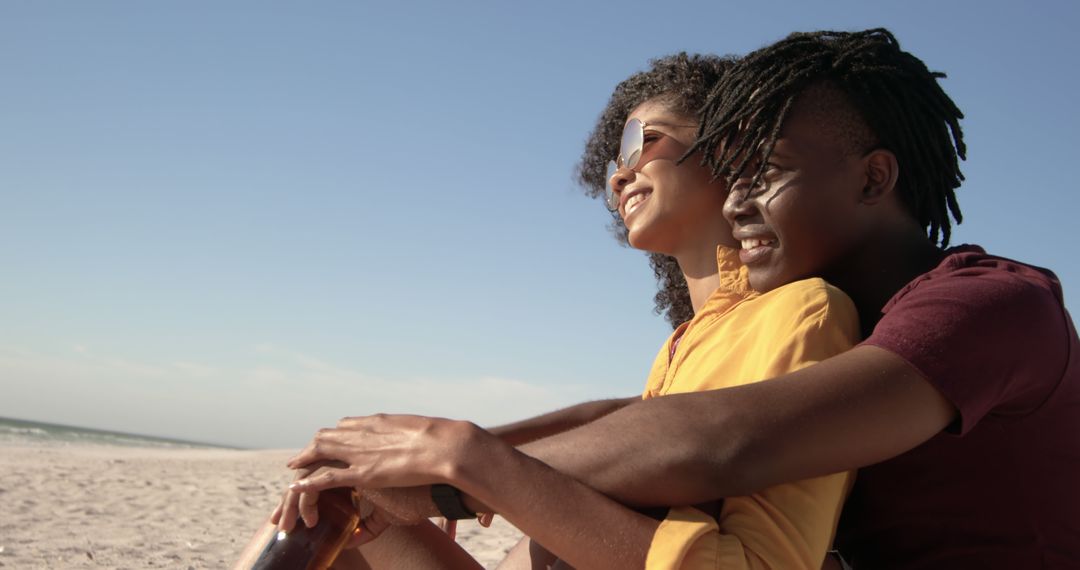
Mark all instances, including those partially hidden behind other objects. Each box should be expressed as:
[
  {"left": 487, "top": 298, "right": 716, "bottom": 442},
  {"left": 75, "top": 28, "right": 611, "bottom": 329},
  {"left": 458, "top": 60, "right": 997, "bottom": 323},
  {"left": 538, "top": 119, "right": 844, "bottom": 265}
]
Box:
[{"left": 675, "top": 246, "right": 722, "bottom": 315}]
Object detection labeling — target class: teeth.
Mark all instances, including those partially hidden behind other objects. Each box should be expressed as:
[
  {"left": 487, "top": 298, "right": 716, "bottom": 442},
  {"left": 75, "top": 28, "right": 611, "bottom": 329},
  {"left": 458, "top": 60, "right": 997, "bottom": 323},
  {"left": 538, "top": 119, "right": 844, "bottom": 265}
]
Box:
[
  {"left": 741, "top": 238, "right": 776, "bottom": 250},
  {"left": 624, "top": 192, "right": 648, "bottom": 213}
]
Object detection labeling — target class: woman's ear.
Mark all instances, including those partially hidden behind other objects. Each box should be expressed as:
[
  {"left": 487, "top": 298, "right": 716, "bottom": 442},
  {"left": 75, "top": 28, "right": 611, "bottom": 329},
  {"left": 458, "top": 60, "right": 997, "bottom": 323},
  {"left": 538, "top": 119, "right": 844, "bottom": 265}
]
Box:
[{"left": 861, "top": 149, "right": 899, "bottom": 204}]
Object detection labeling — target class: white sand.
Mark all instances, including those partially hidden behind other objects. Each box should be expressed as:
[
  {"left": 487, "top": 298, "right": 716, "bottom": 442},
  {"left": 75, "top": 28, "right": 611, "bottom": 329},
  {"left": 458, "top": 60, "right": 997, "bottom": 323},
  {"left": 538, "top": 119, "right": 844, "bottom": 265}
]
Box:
[{"left": 0, "top": 444, "right": 522, "bottom": 569}]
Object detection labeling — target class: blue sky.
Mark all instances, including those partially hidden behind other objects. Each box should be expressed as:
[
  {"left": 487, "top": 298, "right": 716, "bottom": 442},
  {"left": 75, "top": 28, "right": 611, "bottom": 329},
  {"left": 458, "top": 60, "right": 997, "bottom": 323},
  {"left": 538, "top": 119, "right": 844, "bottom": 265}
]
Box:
[{"left": 2, "top": 1, "right": 1077, "bottom": 449}]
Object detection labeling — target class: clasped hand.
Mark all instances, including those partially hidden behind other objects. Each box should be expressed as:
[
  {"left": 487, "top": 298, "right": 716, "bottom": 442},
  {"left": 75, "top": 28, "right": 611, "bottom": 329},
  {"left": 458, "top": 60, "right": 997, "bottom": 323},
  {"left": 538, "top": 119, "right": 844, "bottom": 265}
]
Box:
[{"left": 270, "top": 414, "right": 487, "bottom": 544}]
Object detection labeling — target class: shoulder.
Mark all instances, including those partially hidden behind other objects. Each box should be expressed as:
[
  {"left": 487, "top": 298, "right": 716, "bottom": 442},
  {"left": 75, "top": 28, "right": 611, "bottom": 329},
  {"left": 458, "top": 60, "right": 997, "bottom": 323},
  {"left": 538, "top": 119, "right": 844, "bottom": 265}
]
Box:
[
  {"left": 866, "top": 247, "right": 1074, "bottom": 429},
  {"left": 746, "top": 278, "right": 861, "bottom": 352},
  {"left": 875, "top": 245, "right": 1068, "bottom": 342},
  {"left": 760, "top": 277, "right": 859, "bottom": 326},
  {"left": 888, "top": 245, "right": 1064, "bottom": 313}
]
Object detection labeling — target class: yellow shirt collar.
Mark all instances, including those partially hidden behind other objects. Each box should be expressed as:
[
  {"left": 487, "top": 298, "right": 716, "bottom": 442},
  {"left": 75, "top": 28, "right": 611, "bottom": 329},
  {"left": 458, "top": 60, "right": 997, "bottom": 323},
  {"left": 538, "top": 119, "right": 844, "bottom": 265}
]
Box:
[
  {"left": 715, "top": 245, "right": 753, "bottom": 297},
  {"left": 669, "top": 246, "right": 755, "bottom": 337}
]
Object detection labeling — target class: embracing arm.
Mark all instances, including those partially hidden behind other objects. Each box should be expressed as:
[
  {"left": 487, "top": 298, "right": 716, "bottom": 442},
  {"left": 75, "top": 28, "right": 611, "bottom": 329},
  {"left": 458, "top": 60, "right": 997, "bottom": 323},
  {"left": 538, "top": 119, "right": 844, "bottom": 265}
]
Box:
[
  {"left": 489, "top": 259, "right": 1054, "bottom": 510},
  {"left": 486, "top": 396, "right": 638, "bottom": 446},
  {"left": 514, "top": 345, "right": 955, "bottom": 507}
]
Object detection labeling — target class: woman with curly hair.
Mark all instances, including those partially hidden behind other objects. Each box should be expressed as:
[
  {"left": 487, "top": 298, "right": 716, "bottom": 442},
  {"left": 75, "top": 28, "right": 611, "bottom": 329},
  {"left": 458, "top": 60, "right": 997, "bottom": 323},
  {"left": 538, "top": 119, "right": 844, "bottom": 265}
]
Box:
[{"left": 259, "top": 53, "right": 858, "bottom": 569}]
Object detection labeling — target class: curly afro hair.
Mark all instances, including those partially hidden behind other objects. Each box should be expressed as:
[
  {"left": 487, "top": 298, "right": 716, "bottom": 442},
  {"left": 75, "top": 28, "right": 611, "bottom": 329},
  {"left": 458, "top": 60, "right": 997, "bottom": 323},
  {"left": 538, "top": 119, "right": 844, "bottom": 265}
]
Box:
[{"left": 577, "top": 53, "right": 736, "bottom": 328}]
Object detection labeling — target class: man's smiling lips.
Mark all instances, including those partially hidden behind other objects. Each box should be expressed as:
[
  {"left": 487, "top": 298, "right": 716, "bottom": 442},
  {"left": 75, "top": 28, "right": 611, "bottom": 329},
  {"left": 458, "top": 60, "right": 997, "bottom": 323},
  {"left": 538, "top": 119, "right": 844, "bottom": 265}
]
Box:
[{"left": 735, "top": 232, "right": 778, "bottom": 265}]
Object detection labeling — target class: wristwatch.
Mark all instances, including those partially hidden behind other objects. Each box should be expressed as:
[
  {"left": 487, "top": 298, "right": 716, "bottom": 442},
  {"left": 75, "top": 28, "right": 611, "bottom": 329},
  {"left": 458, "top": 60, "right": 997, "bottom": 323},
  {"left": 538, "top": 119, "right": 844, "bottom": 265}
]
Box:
[{"left": 430, "top": 484, "right": 477, "bottom": 520}]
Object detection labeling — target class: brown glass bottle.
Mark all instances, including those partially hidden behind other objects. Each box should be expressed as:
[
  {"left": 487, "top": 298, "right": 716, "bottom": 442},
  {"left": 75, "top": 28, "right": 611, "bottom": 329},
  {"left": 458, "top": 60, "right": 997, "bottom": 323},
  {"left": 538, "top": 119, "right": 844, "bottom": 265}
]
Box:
[{"left": 234, "top": 488, "right": 360, "bottom": 570}]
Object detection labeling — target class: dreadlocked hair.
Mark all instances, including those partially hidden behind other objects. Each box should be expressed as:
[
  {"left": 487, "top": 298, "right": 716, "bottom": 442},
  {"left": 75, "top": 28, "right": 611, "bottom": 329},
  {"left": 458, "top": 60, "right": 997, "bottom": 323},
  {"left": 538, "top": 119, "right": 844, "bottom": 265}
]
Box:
[
  {"left": 577, "top": 52, "right": 736, "bottom": 328},
  {"left": 692, "top": 28, "right": 966, "bottom": 246}
]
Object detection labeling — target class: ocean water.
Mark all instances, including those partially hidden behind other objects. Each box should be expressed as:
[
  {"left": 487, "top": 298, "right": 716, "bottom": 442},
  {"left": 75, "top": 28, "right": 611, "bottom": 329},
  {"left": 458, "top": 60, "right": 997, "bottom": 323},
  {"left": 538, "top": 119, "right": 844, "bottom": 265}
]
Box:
[{"left": 0, "top": 416, "right": 233, "bottom": 449}]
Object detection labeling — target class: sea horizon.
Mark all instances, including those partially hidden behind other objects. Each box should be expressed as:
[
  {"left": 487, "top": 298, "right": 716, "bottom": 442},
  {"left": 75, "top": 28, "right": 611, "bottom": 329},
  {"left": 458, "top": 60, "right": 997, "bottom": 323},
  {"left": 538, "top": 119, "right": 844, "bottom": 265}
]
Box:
[{"left": 0, "top": 415, "right": 242, "bottom": 450}]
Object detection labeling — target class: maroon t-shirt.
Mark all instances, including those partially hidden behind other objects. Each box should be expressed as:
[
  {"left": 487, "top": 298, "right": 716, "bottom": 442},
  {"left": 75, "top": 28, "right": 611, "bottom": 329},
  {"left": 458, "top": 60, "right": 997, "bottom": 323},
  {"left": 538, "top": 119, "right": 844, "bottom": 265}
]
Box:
[{"left": 835, "top": 246, "right": 1080, "bottom": 568}]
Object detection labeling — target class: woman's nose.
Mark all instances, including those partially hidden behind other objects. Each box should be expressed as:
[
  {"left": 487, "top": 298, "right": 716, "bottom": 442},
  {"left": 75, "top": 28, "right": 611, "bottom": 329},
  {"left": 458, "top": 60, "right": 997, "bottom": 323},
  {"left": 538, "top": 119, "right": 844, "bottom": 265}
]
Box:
[{"left": 609, "top": 167, "right": 634, "bottom": 204}]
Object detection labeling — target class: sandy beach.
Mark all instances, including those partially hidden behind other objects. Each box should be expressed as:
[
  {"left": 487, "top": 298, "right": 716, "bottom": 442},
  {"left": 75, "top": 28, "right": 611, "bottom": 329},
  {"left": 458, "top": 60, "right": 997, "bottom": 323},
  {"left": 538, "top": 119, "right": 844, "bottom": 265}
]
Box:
[{"left": 0, "top": 444, "right": 522, "bottom": 569}]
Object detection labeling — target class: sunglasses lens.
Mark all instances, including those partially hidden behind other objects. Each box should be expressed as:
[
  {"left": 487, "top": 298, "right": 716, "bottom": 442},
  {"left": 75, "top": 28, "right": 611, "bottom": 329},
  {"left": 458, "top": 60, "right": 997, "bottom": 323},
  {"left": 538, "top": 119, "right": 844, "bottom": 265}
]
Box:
[
  {"left": 621, "top": 118, "right": 644, "bottom": 170},
  {"left": 605, "top": 161, "right": 619, "bottom": 210}
]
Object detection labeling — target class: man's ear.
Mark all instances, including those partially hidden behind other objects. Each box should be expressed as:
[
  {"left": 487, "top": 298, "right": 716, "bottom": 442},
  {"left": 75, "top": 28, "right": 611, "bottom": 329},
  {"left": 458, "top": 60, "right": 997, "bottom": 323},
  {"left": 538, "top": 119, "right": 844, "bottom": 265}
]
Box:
[{"left": 861, "top": 149, "right": 899, "bottom": 204}]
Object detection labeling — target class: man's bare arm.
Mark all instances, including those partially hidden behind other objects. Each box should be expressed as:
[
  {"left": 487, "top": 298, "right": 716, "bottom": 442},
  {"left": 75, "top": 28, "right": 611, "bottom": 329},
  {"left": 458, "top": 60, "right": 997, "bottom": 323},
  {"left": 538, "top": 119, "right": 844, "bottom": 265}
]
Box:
[
  {"left": 513, "top": 346, "right": 955, "bottom": 507},
  {"left": 485, "top": 397, "right": 638, "bottom": 446}
]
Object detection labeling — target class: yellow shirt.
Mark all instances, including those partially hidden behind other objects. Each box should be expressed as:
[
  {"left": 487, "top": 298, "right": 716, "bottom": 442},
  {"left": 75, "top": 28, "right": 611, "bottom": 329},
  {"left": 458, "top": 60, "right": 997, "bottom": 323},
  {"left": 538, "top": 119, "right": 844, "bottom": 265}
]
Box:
[{"left": 644, "top": 247, "right": 859, "bottom": 570}]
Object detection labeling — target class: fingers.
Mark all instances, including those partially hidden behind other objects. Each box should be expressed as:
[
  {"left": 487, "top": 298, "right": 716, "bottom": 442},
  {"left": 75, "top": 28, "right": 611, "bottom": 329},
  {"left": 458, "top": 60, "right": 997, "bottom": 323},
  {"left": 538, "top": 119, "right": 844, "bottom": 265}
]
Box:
[
  {"left": 276, "top": 464, "right": 319, "bottom": 532},
  {"left": 277, "top": 487, "right": 301, "bottom": 533},
  {"left": 334, "top": 413, "right": 411, "bottom": 429},
  {"left": 478, "top": 512, "right": 494, "bottom": 528},
  {"left": 276, "top": 465, "right": 316, "bottom": 533},
  {"left": 288, "top": 432, "right": 345, "bottom": 469},
  {"left": 277, "top": 459, "right": 356, "bottom": 535},
  {"left": 298, "top": 489, "right": 321, "bottom": 528},
  {"left": 335, "top": 415, "right": 375, "bottom": 429},
  {"left": 290, "top": 466, "right": 360, "bottom": 494}
]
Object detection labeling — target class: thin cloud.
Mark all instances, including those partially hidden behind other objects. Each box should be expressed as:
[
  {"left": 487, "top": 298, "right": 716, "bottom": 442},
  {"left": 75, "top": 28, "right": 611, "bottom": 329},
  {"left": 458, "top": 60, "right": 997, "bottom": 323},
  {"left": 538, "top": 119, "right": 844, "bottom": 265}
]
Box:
[{"left": 0, "top": 343, "right": 596, "bottom": 448}]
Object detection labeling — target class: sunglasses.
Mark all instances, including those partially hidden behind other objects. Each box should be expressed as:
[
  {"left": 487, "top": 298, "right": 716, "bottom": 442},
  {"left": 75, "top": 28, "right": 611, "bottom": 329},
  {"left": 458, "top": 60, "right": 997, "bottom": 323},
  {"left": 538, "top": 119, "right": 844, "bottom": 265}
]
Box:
[{"left": 604, "top": 118, "right": 696, "bottom": 211}]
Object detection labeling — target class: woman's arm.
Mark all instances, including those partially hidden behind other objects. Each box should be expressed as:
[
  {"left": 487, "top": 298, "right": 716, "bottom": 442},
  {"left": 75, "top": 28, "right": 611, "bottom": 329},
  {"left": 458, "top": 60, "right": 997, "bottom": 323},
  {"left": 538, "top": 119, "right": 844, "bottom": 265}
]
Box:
[{"left": 457, "top": 423, "right": 660, "bottom": 569}]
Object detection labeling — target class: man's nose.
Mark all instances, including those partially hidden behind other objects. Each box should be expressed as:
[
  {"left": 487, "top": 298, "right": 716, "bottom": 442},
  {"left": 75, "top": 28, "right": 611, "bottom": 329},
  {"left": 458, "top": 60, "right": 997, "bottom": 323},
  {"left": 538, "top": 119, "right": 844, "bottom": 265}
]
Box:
[{"left": 723, "top": 181, "right": 755, "bottom": 223}]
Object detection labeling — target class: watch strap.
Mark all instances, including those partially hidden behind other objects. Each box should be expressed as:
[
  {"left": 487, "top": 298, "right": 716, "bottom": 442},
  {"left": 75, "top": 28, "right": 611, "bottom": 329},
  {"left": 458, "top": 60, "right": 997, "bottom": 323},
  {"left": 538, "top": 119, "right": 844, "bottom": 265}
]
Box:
[{"left": 430, "top": 484, "right": 476, "bottom": 520}]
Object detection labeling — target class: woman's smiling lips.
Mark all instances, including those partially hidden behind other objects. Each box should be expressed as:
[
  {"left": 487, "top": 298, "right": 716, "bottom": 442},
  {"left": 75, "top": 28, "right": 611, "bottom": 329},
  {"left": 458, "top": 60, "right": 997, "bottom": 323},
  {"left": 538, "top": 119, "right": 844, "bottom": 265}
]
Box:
[{"left": 621, "top": 188, "right": 652, "bottom": 219}]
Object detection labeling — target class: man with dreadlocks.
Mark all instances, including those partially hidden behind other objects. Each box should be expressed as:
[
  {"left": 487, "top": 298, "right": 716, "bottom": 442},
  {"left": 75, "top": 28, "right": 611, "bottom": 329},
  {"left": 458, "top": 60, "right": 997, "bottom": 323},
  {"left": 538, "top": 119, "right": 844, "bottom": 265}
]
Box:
[
  {"left": 681, "top": 28, "right": 1080, "bottom": 567},
  {"left": 486, "top": 29, "right": 1077, "bottom": 568}
]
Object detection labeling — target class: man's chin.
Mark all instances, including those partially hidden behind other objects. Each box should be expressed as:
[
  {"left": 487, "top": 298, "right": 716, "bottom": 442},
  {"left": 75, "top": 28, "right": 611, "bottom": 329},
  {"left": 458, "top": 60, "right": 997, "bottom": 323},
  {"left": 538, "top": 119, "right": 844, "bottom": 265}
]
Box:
[{"left": 748, "top": 272, "right": 783, "bottom": 294}]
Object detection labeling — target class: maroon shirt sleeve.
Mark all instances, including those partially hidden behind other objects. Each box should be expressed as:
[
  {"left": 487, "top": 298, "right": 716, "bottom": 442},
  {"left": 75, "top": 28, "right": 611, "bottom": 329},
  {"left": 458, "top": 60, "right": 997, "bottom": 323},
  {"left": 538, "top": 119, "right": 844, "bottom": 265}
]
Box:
[{"left": 862, "top": 255, "right": 1071, "bottom": 435}]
